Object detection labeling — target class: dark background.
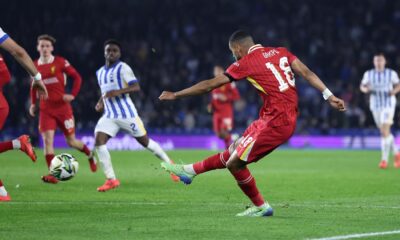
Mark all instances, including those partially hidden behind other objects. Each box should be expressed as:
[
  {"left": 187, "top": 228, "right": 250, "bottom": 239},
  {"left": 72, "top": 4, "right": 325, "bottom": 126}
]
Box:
[{"left": 1, "top": 0, "right": 400, "bottom": 141}]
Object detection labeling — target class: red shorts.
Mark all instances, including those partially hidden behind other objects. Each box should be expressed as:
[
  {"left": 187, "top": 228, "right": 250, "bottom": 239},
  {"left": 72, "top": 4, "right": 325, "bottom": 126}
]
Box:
[
  {"left": 213, "top": 113, "right": 233, "bottom": 133},
  {"left": 236, "top": 116, "right": 296, "bottom": 163},
  {"left": 39, "top": 107, "right": 75, "bottom": 136},
  {"left": 0, "top": 93, "right": 9, "bottom": 130}
]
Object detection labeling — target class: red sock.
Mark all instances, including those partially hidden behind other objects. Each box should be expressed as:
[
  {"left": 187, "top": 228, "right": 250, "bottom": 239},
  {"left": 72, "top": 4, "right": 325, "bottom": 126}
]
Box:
[
  {"left": 224, "top": 134, "right": 232, "bottom": 149},
  {"left": 193, "top": 150, "right": 230, "bottom": 174},
  {"left": 0, "top": 141, "right": 13, "bottom": 153},
  {"left": 0, "top": 179, "right": 3, "bottom": 187},
  {"left": 45, "top": 154, "right": 55, "bottom": 168},
  {"left": 231, "top": 167, "right": 265, "bottom": 207},
  {"left": 80, "top": 145, "right": 91, "bottom": 156}
]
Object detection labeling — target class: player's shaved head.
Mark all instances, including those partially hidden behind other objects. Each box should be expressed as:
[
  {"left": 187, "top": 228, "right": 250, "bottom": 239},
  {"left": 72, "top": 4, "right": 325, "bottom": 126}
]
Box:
[
  {"left": 229, "top": 30, "right": 255, "bottom": 61},
  {"left": 229, "top": 30, "right": 254, "bottom": 45},
  {"left": 104, "top": 39, "right": 121, "bottom": 50}
]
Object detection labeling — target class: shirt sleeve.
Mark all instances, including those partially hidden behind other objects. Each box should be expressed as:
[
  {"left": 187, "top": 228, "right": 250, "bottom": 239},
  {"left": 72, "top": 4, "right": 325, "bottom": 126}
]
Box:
[
  {"left": 276, "top": 47, "right": 297, "bottom": 64},
  {"left": 391, "top": 70, "right": 400, "bottom": 85},
  {"left": 0, "top": 27, "right": 10, "bottom": 44},
  {"left": 361, "top": 71, "right": 370, "bottom": 85},
  {"left": 62, "top": 58, "right": 82, "bottom": 97},
  {"left": 225, "top": 59, "right": 249, "bottom": 81},
  {"left": 121, "top": 64, "right": 138, "bottom": 86}
]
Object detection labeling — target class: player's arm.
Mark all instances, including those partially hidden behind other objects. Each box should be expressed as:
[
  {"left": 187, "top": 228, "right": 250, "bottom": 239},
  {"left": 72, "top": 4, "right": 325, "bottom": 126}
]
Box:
[
  {"left": 390, "top": 71, "right": 400, "bottom": 96},
  {"left": 103, "top": 82, "right": 140, "bottom": 98},
  {"left": 159, "top": 74, "right": 230, "bottom": 101},
  {"left": 229, "top": 83, "right": 240, "bottom": 101},
  {"left": 63, "top": 61, "right": 82, "bottom": 102},
  {"left": 391, "top": 84, "right": 400, "bottom": 96},
  {"left": 29, "top": 86, "right": 38, "bottom": 117},
  {"left": 0, "top": 37, "right": 48, "bottom": 98},
  {"left": 360, "top": 72, "right": 370, "bottom": 94},
  {"left": 291, "top": 58, "right": 346, "bottom": 111},
  {"left": 95, "top": 96, "right": 104, "bottom": 112}
]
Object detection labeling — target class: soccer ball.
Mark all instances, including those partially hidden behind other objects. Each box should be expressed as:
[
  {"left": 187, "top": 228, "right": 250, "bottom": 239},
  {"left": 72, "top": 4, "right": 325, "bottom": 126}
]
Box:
[{"left": 49, "top": 153, "right": 79, "bottom": 181}]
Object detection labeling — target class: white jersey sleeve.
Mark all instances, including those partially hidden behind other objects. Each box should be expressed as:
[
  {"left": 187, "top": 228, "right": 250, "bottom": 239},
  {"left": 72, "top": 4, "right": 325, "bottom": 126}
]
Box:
[
  {"left": 361, "top": 71, "right": 370, "bottom": 85},
  {"left": 121, "top": 63, "right": 138, "bottom": 86},
  {"left": 0, "top": 27, "right": 10, "bottom": 44},
  {"left": 391, "top": 70, "right": 400, "bottom": 84}
]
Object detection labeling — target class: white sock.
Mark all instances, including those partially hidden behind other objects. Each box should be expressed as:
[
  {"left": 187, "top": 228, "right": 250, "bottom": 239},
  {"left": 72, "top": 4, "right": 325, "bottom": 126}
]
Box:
[
  {"left": 381, "top": 136, "right": 391, "bottom": 162},
  {"left": 12, "top": 139, "right": 21, "bottom": 149},
  {"left": 389, "top": 134, "right": 399, "bottom": 155},
  {"left": 146, "top": 139, "right": 172, "bottom": 163},
  {"left": 183, "top": 164, "right": 196, "bottom": 175},
  {"left": 0, "top": 186, "right": 7, "bottom": 197},
  {"left": 95, "top": 145, "right": 116, "bottom": 180}
]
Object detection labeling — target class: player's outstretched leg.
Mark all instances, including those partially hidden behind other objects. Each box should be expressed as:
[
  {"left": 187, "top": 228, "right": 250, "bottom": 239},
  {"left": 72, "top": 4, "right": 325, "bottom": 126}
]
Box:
[
  {"left": 136, "top": 135, "right": 179, "bottom": 182},
  {"left": 0, "top": 179, "right": 11, "bottom": 202},
  {"left": 65, "top": 134, "right": 97, "bottom": 172},
  {"left": 226, "top": 152, "right": 273, "bottom": 217},
  {"left": 96, "top": 144, "right": 120, "bottom": 192},
  {"left": 161, "top": 149, "right": 230, "bottom": 185},
  {"left": 0, "top": 135, "right": 36, "bottom": 162}
]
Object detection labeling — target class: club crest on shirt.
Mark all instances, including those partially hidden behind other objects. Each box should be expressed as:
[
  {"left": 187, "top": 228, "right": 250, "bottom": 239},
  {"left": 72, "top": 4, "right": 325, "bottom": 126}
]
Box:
[{"left": 51, "top": 66, "right": 56, "bottom": 74}]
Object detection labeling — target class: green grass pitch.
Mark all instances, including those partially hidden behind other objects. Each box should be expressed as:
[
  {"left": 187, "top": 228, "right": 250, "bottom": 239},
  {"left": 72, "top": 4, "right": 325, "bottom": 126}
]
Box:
[{"left": 0, "top": 149, "right": 399, "bottom": 240}]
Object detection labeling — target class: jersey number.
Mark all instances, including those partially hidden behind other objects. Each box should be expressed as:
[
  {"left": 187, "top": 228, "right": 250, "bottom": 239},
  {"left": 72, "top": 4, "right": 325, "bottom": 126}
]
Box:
[{"left": 266, "top": 57, "right": 295, "bottom": 92}]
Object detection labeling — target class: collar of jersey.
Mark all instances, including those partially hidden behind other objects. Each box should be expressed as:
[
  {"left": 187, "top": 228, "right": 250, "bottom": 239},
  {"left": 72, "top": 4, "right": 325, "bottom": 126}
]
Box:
[
  {"left": 248, "top": 44, "right": 263, "bottom": 54},
  {"left": 38, "top": 55, "right": 55, "bottom": 65},
  {"left": 104, "top": 60, "right": 121, "bottom": 70}
]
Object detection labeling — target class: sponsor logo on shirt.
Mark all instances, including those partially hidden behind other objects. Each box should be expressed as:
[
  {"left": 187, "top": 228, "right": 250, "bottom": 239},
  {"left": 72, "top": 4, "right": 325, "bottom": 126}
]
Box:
[{"left": 43, "top": 77, "right": 59, "bottom": 85}]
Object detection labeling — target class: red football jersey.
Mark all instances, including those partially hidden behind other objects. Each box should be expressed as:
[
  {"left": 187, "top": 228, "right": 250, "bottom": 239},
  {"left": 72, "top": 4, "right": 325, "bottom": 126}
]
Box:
[
  {"left": 0, "top": 56, "right": 11, "bottom": 89},
  {"left": 225, "top": 45, "right": 298, "bottom": 123},
  {"left": 211, "top": 82, "right": 240, "bottom": 115},
  {"left": 31, "top": 56, "right": 82, "bottom": 110}
]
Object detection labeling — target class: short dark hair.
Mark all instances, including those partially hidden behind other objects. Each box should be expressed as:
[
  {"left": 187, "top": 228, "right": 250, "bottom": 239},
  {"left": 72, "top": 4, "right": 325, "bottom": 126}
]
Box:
[
  {"left": 104, "top": 39, "right": 121, "bottom": 49},
  {"left": 229, "top": 30, "right": 253, "bottom": 44},
  {"left": 374, "top": 52, "right": 385, "bottom": 57},
  {"left": 37, "top": 34, "right": 56, "bottom": 44}
]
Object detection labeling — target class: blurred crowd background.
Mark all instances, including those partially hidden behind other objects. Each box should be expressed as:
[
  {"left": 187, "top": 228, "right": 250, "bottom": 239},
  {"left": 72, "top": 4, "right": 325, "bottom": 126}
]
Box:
[{"left": 1, "top": 0, "right": 400, "bottom": 141}]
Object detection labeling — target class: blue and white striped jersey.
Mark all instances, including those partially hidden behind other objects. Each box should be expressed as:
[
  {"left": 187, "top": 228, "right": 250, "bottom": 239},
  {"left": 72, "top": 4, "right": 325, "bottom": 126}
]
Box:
[
  {"left": 361, "top": 68, "right": 400, "bottom": 111},
  {"left": 96, "top": 61, "right": 139, "bottom": 119},
  {"left": 0, "top": 27, "right": 10, "bottom": 44}
]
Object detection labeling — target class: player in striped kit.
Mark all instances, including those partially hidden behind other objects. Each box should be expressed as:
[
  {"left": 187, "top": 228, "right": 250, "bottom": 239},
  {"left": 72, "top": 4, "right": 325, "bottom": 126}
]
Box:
[
  {"left": 360, "top": 53, "right": 400, "bottom": 169},
  {"left": 94, "top": 39, "right": 178, "bottom": 192}
]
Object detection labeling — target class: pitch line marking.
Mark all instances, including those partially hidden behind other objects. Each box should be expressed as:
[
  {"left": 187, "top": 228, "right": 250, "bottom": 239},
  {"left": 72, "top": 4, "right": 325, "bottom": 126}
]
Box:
[{"left": 306, "top": 230, "right": 400, "bottom": 240}]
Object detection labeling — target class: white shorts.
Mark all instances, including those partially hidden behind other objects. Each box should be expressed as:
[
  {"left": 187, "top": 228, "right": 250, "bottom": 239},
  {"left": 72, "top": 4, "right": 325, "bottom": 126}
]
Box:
[
  {"left": 372, "top": 108, "right": 395, "bottom": 127},
  {"left": 94, "top": 116, "right": 147, "bottom": 138}
]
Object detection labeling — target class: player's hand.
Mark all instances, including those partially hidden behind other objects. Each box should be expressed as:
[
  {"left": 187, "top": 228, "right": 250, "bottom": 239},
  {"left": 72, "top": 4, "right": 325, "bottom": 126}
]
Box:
[
  {"left": 32, "top": 80, "right": 48, "bottom": 100},
  {"left": 29, "top": 104, "right": 37, "bottom": 117},
  {"left": 159, "top": 91, "right": 176, "bottom": 101},
  {"left": 63, "top": 94, "right": 75, "bottom": 103},
  {"left": 103, "top": 90, "right": 120, "bottom": 98},
  {"left": 95, "top": 101, "right": 104, "bottom": 112},
  {"left": 390, "top": 90, "right": 397, "bottom": 96},
  {"left": 328, "top": 95, "right": 346, "bottom": 112}
]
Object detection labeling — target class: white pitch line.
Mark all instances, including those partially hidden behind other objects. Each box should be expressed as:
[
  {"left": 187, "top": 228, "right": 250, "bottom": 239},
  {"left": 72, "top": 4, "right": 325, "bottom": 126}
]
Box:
[{"left": 306, "top": 230, "right": 400, "bottom": 240}]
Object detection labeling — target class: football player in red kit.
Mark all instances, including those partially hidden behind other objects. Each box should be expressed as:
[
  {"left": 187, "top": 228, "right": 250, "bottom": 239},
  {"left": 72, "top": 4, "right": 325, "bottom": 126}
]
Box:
[
  {"left": 159, "top": 30, "right": 345, "bottom": 216},
  {"left": 0, "top": 27, "right": 48, "bottom": 202},
  {"left": 209, "top": 65, "right": 240, "bottom": 148},
  {"left": 29, "top": 34, "right": 97, "bottom": 184}
]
